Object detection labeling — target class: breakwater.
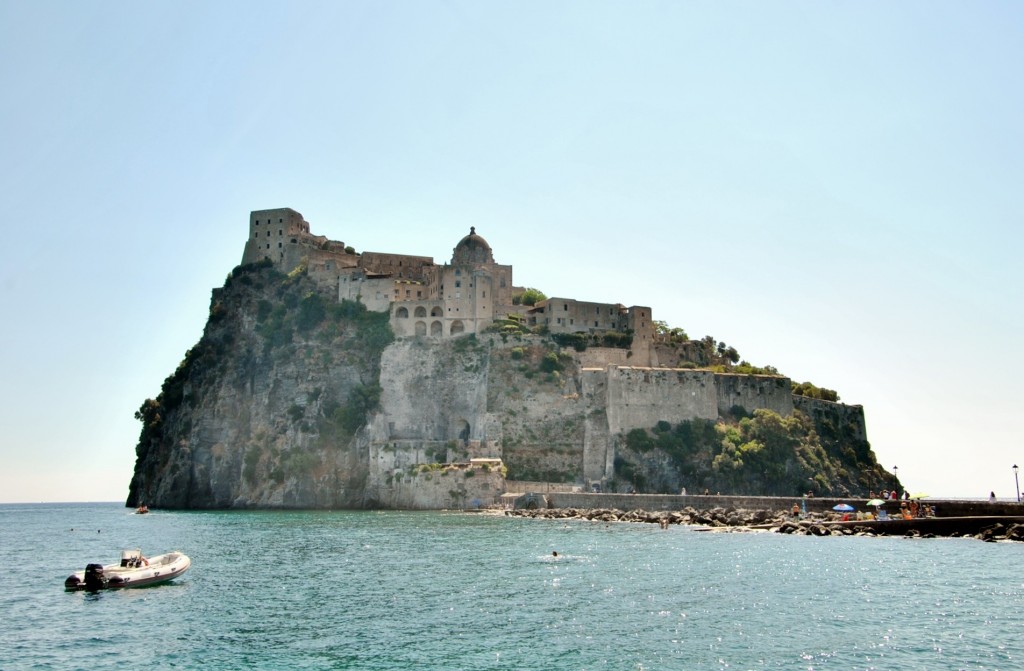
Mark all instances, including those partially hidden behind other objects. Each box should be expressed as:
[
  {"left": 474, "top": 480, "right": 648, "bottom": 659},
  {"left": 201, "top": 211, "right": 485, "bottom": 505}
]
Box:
[
  {"left": 505, "top": 492, "right": 1024, "bottom": 542},
  {"left": 535, "top": 492, "right": 1024, "bottom": 517}
]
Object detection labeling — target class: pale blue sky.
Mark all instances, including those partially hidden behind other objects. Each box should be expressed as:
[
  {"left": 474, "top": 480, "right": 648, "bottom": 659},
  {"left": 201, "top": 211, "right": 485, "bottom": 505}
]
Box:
[{"left": 2, "top": 2, "right": 1021, "bottom": 503}]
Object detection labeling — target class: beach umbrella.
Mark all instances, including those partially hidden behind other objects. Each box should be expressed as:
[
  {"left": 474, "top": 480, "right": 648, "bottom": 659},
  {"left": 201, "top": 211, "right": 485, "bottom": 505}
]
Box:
[
  {"left": 866, "top": 498, "right": 886, "bottom": 507},
  {"left": 832, "top": 503, "right": 855, "bottom": 512},
  {"left": 909, "top": 492, "right": 929, "bottom": 500}
]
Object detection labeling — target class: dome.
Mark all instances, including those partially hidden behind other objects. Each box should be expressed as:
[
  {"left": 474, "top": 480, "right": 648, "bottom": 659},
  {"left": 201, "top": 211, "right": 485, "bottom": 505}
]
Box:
[{"left": 451, "top": 227, "right": 494, "bottom": 265}]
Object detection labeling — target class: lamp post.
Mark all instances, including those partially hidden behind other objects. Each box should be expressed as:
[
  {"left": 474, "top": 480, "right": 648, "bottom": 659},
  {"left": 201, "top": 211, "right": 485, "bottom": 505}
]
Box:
[
  {"left": 894, "top": 465, "right": 898, "bottom": 493},
  {"left": 1014, "top": 464, "right": 1020, "bottom": 504}
]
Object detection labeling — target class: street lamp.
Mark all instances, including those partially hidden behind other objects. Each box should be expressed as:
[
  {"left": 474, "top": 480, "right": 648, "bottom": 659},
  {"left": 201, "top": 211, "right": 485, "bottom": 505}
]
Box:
[
  {"left": 1014, "top": 464, "right": 1020, "bottom": 503},
  {"left": 894, "top": 465, "right": 898, "bottom": 492}
]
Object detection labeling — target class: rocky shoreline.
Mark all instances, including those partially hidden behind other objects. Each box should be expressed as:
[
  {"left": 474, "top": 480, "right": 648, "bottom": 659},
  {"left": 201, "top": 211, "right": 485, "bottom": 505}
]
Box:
[{"left": 504, "top": 506, "right": 1024, "bottom": 542}]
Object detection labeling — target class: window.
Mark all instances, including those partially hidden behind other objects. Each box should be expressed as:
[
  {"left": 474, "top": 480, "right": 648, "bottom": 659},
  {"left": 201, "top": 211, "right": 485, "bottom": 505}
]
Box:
[
  {"left": 279, "top": 218, "right": 283, "bottom": 223},
  {"left": 455, "top": 269, "right": 461, "bottom": 276},
  {"left": 278, "top": 242, "right": 282, "bottom": 248},
  {"left": 564, "top": 304, "right": 568, "bottom": 311},
  {"left": 482, "top": 291, "right": 486, "bottom": 298},
  {"left": 278, "top": 229, "right": 282, "bottom": 236},
  {"left": 455, "top": 281, "right": 461, "bottom": 288}
]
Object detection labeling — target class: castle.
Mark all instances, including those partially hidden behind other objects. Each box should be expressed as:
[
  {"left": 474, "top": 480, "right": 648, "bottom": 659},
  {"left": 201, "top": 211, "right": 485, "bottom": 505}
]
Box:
[
  {"left": 242, "top": 207, "right": 657, "bottom": 362},
  {"left": 126, "top": 206, "right": 874, "bottom": 509}
]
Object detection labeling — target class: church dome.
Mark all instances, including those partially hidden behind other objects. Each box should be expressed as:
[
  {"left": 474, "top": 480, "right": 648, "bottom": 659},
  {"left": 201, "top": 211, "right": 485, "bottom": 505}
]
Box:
[{"left": 451, "top": 227, "right": 494, "bottom": 265}]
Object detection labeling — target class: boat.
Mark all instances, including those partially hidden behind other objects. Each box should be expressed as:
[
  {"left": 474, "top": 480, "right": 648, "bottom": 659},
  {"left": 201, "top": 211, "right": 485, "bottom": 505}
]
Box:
[
  {"left": 64, "top": 549, "right": 191, "bottom": 591},
  {"left": 135, "top": 505, "right": 149, "bottom": 514}
]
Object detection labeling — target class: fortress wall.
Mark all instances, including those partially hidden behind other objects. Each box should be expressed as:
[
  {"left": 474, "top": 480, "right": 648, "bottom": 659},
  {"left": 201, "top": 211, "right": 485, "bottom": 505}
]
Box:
[
  {"left": 580, "top": 369, "right": 612, "bottom": 482},
  {"left": 373, "top": 463, "right": 504, "bottom": 509},
  {"left": 793, "top": 396, "right": 868, "bottom": 442},
  {"left": 604, "top": 367, "right": 718, "bottom": 434},
  {"left": 577, "top": 348, "right": 633, "bottom": 368},
  {"left": 714, "top": 373, "right": 794, "bottom": 417}
]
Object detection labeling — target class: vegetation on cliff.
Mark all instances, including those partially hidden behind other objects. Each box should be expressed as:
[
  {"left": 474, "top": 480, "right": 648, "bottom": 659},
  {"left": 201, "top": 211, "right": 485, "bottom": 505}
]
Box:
[
  {"left": 128, "top": 260, "right": 393, "bottom": 508},
  {"left": 613, "top": 408, "right": 888, "bottom": 497}
]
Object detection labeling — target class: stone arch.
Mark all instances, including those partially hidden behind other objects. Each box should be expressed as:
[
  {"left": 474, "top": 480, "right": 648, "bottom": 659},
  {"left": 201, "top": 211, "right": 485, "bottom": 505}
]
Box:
[
  {"left": 454, "top": 418, "right": 470, "bottom": 442},
  {"left": 450, "top": 320, "right": 465, "bottom": 335},
  {"left": 430, "top": 320, "right": 443, "bottom": 336},
  {"left": 431, "top": 306, "right": 443, "bottom": 317},
  {"left": 414, "top": 306, "right": 427, "bottom": 318},
  {"left": 396, "top": 306, "right": 409, "bottom": 319},
  {"left": 415, "top": 321, "right": 427, "bottom": 336}
]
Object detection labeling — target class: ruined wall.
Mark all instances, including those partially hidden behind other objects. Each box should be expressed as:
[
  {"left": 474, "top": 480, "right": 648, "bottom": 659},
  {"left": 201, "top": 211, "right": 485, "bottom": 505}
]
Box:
[
  {"left": 715, "top": 373, "right": 794, "bottom": 417},
  {"left": 338, "top": 274, "right": 393, "bottom": 312},
  {"left": 360, "top": 251, "right": 434, "bottom": 282}
]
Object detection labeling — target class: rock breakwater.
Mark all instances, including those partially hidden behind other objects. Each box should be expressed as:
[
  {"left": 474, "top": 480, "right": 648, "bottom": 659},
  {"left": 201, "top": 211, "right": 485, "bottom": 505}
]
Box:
[{"left": 505, "top": 506, "right": 1024, "bottom": 542}]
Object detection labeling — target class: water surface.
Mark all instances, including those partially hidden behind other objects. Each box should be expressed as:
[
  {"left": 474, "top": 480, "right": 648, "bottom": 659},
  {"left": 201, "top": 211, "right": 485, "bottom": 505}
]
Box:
[{"left": 2, "top": 503, "right": 1021, "bottom": 670}]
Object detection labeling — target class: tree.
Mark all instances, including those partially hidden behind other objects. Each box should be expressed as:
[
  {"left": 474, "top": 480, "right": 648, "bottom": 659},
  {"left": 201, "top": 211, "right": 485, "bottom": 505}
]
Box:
[{"left": 517, "top": 287, "right": 547, "bottom": 306}]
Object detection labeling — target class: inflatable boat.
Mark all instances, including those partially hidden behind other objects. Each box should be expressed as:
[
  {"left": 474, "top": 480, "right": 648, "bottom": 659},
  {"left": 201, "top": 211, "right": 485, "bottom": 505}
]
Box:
[{"left": 64, "top": 548, "right": 191, "bottom": 591}]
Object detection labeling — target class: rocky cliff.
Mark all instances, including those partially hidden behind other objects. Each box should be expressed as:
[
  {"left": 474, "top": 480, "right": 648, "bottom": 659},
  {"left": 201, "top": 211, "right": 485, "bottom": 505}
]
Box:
[{"left": 127, "top": 261, "right": 893, "bottom": 509}]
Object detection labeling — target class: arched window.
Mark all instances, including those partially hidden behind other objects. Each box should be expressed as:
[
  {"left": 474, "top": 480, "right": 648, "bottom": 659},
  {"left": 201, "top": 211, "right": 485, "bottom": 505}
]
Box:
[
  {"left": 396, "top": 307, "right": 409, "bottom": 318},
  {"left": 431, "top": 306, "right": 443, "bottom": 317},
  {"left": 450, "top": 320, "right": 465, "bottom": 335},
  {"left": 415, "top": 321, "right": 427, "bottom": 336},
  {"left": 430, "top": 321, "right": 443, "bottom": 336},
  {"left": 414, "top": 306, "right": 427, "bottom": 318}
]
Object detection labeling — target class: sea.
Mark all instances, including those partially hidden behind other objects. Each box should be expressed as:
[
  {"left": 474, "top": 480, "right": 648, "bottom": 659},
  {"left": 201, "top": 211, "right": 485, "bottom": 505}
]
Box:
[{"left": 1, "top": 503, "right": 1022, "bottom": 671}]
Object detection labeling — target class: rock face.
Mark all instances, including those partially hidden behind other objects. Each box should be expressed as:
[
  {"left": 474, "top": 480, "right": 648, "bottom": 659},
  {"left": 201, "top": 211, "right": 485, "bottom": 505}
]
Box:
[{"left": 128, "top": 262, "right": 884, "bottom": 510}]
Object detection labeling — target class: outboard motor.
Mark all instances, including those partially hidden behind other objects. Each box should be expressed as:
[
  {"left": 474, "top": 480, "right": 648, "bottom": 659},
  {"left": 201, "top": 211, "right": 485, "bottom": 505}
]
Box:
[{"left": 83, "top": 563, "right": 106, "bottom": 591}]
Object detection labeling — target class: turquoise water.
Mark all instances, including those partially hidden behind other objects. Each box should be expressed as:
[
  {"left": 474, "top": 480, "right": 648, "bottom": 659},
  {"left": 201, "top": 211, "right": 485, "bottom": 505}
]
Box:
[{"left": 2, "top": 503, "right": 1022, "bottom": 670}]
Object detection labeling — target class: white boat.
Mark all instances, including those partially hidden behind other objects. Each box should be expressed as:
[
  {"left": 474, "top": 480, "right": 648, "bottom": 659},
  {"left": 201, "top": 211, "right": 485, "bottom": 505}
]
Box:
[{"left": 64, "top": 549, "right": 191, "bottom": 591}]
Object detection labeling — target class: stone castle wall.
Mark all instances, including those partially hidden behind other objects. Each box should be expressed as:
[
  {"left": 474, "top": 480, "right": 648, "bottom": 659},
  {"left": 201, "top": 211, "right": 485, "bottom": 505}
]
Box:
[
  {"left": 715, "top": 373, "right": 794, "bottom": 417},
  {"left": 603, "top": 367, "right": 719, "bottom": 435}
]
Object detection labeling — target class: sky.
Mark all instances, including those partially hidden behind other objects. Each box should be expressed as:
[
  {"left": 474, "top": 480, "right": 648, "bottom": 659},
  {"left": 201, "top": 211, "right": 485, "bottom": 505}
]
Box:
[{"left": 1, "top": 1, "right": 1022, "bottom": 503}]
